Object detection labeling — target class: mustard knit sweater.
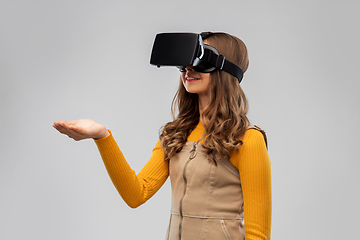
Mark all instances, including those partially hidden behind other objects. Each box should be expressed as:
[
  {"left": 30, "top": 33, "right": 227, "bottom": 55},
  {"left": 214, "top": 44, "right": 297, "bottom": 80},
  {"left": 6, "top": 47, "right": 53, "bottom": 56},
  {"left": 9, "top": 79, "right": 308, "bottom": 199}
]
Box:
[{"left": 94, "top": 122, "right": 272, "bottom": 240}]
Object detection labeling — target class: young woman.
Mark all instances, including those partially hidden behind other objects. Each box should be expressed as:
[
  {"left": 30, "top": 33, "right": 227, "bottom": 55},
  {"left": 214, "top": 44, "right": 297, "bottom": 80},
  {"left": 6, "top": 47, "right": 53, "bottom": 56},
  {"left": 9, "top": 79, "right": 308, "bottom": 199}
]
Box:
[{"left": 53, "top": 32, "right": 272, "bottom": 240}]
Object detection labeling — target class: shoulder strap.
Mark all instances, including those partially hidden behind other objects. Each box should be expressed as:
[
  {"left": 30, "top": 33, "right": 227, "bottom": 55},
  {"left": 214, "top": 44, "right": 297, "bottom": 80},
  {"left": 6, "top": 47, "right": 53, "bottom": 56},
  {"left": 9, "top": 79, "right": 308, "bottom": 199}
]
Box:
[{"left": 246, "top": 125, "right": 268, "bottom": 149}]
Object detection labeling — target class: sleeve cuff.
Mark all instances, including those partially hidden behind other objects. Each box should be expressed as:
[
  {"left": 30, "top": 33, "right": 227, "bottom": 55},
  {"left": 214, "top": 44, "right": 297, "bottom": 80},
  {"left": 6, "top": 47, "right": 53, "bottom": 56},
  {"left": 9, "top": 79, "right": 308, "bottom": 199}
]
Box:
[{"left": 94, "top": 129, "right": 113, "bottom": 145}]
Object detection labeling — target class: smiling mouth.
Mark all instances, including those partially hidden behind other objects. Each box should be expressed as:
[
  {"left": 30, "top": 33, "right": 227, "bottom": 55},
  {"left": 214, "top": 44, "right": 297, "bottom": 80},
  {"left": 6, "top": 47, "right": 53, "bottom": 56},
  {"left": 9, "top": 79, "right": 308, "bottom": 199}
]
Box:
[{"left": 186, "top": 77, "right": 200, "bottom": 81}]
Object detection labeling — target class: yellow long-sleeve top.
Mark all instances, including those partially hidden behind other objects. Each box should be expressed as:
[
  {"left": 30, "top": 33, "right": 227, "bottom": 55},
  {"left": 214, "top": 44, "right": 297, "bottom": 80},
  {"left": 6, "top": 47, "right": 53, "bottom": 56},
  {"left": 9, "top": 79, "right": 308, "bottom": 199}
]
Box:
[{"left": 94, "top": 122, "right": 272, "bottom": 240}]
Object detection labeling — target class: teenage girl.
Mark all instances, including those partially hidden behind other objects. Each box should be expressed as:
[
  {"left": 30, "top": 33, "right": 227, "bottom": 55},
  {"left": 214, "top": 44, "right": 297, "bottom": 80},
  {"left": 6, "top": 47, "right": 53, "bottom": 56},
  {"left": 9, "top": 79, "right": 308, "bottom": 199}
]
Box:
[{"left": 53, "top": 32, "right": 272, "bottom": 240}]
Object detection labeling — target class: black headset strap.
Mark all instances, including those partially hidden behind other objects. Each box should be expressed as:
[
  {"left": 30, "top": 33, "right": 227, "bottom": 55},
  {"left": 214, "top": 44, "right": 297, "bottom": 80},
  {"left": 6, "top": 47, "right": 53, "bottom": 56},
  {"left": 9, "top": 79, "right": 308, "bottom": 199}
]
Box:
[
  {"left": 222, "top": 60, "right": 244, "bottom": 83},
  {"left": 204, "top": 49, "right": 244, "bottom": 83}
]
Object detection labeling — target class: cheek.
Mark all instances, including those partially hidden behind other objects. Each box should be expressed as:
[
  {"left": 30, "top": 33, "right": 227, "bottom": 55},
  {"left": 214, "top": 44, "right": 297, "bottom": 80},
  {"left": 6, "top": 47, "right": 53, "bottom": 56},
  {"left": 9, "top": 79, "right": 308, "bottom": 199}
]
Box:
[
  {"left": 202, "top": 74, "right": 211, "bottom": 89},
  {"left": 181, "top": 73, "right": 186, "bottom": 86},
  {"left": 181, "top": 72, "right": 185, "bottom": 80}
]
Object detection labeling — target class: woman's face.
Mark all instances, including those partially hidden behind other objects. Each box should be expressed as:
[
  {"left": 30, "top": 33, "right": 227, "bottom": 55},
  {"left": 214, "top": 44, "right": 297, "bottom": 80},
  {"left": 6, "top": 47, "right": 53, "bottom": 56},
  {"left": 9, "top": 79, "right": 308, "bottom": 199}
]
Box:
[{"left": 181, "top": 67, "right": 211, "bottom": 97}]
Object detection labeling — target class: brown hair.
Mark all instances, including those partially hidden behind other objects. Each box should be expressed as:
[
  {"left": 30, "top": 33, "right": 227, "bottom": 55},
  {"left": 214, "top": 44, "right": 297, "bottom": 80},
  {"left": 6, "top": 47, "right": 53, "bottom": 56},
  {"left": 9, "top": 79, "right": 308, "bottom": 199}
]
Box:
[{"left": 160, "top": 32, "right": 250, "bottom": 163}]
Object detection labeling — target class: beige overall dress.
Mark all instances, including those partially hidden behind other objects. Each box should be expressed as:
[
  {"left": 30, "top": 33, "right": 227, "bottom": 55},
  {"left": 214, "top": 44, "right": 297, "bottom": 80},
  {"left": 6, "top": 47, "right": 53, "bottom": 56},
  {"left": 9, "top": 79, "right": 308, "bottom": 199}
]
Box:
[{"left": 166, "top": 127, "right": 267, "bottom": 240}]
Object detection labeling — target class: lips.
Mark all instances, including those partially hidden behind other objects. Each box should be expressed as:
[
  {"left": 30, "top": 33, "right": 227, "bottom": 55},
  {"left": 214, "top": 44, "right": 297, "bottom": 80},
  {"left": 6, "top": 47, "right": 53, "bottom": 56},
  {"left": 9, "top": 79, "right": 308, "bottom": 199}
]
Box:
[{"left": 185, "top": 74, "right": 200, "bottom": 82}]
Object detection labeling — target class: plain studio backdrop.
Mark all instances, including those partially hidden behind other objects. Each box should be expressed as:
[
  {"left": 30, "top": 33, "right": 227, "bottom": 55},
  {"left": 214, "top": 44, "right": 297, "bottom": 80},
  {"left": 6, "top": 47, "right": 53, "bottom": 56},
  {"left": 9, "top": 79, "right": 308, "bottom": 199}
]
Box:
[{"left": 1, "top": 0, "right": 359, "bottom": 239}]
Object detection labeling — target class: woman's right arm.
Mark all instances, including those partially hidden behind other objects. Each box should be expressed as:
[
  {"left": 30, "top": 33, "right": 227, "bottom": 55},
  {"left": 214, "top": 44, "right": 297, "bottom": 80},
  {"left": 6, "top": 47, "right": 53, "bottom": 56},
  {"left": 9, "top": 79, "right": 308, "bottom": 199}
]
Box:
[
  {"left": 95, "top": 134, "right": 169, "bottom": 208},
  {"left": 53, "top": 119, "right": 169, "bottom": 208}
]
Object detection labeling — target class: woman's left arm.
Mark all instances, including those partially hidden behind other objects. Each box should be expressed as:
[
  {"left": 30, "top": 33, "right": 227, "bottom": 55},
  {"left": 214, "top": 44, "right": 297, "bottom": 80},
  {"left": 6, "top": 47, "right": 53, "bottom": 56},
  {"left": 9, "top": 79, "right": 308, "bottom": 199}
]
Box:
[{"left": 230, "top": 129, "right": 272, "bottom": 240}]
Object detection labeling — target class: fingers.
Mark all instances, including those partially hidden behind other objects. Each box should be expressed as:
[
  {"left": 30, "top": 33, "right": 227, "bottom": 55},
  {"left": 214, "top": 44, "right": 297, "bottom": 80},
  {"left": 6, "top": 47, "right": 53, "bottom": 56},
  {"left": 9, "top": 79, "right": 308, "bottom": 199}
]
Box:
[
  {"left": 53, "top": 120, "right": 67, "bottom": 127},
  {"left": 53, "top": 121, "right": 88, "bottom": 141},
  {"left": 67, "top": 119, "right": 80, "bottom": 125},
  {"left": 53, "top": 121, "right": 67, "bottom": 134}
]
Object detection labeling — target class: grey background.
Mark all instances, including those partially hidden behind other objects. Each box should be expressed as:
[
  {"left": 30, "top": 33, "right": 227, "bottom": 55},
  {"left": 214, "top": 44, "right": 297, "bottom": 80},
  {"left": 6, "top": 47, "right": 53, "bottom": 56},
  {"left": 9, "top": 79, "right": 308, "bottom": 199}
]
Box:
[{"left": 1, "top": 0, "right": 359, "bottom": 239}]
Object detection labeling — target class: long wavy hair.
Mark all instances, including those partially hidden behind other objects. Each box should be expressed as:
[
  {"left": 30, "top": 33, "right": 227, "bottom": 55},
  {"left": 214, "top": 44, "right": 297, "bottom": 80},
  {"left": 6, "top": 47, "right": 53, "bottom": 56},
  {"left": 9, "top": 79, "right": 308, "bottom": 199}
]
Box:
[{"left": 160, "top": 32, "right": 250, "bottom": 163}]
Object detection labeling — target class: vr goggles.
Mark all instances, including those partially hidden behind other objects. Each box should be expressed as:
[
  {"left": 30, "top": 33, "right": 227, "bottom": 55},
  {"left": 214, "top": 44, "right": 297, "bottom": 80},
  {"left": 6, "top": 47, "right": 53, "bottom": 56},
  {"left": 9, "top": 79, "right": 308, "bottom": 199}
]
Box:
[{"left": 150, "top": 32, "right": 244, "bottom": 83}]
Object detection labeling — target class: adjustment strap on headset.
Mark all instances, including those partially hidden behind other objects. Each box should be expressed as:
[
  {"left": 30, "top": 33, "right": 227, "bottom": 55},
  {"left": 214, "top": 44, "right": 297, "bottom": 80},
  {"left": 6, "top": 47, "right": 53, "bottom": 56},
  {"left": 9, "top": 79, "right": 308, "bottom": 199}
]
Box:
[
  {"left": 205, "top": 51, "right": 244, "bottom": 83},
  {"left": 221, "top": 60, "right": 244, "bottom": 83}
]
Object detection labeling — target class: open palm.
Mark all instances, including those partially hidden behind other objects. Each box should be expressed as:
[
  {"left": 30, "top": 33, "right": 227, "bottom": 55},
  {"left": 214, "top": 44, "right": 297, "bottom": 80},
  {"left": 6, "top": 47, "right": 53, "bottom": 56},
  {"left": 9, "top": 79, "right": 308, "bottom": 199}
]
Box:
[{"left": 53, "top": 119, "right": 109, "bottom": 141}]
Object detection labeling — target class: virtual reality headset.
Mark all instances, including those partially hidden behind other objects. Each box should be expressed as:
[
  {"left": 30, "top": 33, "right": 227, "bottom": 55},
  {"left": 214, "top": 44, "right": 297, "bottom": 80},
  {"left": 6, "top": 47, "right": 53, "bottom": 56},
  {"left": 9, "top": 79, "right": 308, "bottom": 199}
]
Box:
[{"left": 150, "top": 32, "right": 244, "bottom": 83}]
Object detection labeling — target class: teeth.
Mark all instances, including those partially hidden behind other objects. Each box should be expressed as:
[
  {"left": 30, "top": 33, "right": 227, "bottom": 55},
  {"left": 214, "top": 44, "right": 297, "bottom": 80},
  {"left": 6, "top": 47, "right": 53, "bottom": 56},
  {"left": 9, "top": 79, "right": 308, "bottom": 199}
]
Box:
[{"left": 187, "top": 77, "right": 196, "bottom": 80}]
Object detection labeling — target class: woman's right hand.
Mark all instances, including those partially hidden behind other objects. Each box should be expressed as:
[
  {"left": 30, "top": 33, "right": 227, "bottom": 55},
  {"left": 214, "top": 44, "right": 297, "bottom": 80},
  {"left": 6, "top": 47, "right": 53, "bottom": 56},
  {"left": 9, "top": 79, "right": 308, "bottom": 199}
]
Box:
[{"left": 53, "top": 119, "right": 110, "bottom": 141}]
